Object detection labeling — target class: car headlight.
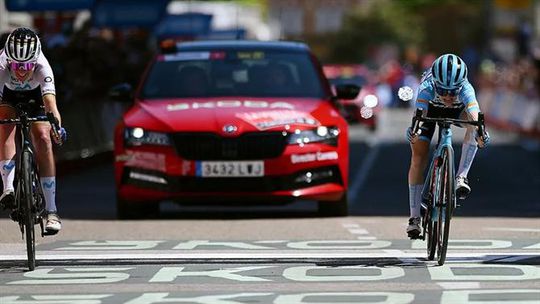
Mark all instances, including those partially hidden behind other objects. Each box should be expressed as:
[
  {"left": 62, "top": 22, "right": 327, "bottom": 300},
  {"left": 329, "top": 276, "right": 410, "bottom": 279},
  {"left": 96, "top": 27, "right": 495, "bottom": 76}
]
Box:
[
  {"left": 363, "top": 94, "right": 378, "bottom": 108},
  {"left": 125, "top": 127, "right": 171, "bottom": 146},
  {"left": 288, "top": 126, "right": 339, "bottom": 146}
]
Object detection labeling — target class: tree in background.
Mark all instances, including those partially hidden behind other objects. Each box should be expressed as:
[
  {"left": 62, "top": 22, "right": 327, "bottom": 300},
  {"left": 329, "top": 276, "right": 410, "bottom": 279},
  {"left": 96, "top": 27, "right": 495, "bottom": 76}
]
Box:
[{"left": 309, "top": 0, "right": 486, "bottom": 66}]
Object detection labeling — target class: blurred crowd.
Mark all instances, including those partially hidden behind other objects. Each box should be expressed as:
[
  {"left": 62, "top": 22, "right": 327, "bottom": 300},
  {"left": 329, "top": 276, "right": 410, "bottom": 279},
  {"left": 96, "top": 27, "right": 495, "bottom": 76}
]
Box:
[
  {"left": 1, "top": 20, "right": 539, "bottom": 139},
  {"left": 476, "top": 56, "right": 540, "bottom": 135},
  {"left": 53, "top": 25, "right": 153, "bottom": 105},
  {"left": 1, "top": 21, "right": 152, "bottom": 105},
  {"left": 0, "top": 23, "right": 154, "bottom": 160},
  {"left": 324, "top": 42, "right": 540, "bottom": 137}
]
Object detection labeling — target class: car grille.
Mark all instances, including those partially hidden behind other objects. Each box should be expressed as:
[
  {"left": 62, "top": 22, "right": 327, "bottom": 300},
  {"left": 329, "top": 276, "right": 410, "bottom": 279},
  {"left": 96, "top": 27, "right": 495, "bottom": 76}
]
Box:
[
  {"left": 171, "top": 132, "right": 288, "bottom": 160},
  {"left": 123, "top": 166, "right": 342, "bottom": 193}
]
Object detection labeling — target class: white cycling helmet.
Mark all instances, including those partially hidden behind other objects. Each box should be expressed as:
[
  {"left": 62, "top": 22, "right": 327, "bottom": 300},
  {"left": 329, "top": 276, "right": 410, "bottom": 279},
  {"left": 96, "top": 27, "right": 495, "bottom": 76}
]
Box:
[{"left": 4, "top": 27, "right": 41, "bottom": 63}]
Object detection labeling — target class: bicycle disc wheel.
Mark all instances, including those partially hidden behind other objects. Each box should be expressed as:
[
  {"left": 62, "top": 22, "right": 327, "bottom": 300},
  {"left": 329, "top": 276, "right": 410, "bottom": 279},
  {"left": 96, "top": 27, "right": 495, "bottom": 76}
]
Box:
[
  {"left": 22, "top": 150, "right": 36, "bottom": 270},
  {"left": 437, "top": 147, "right": 455, "bottom": 266}
]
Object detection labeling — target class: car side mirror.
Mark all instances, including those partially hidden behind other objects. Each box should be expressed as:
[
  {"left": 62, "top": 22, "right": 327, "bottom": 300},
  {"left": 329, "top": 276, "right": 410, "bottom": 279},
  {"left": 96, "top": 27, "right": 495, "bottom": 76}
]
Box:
[
  {"left": 335, "top": 84, "right": 360, "bottom": 100},
  {"left": 109, "top": 83, "right": 134, "bottom": 103}
]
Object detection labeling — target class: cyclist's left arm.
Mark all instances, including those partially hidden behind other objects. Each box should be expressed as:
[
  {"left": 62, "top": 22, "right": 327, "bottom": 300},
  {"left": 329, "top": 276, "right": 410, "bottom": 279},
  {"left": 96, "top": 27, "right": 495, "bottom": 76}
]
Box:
[
  {"left": 35, "top": 55, "right": 61, "bottom": 126},
  {"left": 459, "top": 82, "right": 489, "bottom": 147},
  {"left": 460, "top": 82, "right": 480, "bottom": 120}
]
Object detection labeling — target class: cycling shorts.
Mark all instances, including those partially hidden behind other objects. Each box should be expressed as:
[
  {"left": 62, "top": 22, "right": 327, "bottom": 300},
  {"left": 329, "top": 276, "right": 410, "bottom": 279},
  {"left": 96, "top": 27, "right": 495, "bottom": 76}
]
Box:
[{"left": 0, "top": 86, "right": 45, "bottom": 118}]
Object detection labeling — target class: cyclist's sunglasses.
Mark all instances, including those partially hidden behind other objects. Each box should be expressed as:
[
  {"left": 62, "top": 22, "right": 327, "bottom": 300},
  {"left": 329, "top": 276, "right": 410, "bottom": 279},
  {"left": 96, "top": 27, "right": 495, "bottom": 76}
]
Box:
[
  {"left": 435, "top": 85, "right": 460, "bottom": 97},
  {"left": 8, "top": 61, "right": 36, "bottom": 72}
]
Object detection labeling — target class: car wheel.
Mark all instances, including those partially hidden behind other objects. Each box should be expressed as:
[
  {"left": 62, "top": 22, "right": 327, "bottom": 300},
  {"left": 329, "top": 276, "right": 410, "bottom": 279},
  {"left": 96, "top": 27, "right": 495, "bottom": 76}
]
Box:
[
  {"left": 117, "top": 197, "right": 160, "bottom": 219},
  {"left": 318, "top": 193, "right": 348, "bottom": 217}
]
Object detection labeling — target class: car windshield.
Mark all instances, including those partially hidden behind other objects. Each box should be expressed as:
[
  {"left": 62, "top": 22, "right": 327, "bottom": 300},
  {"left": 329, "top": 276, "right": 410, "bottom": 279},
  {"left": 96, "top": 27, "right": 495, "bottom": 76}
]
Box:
[
  {"left": 141, "top": 50, "right": 326, "bottom": 99},
  {"left": 328, "top": 76, "right": 366, "bottom": 87}
]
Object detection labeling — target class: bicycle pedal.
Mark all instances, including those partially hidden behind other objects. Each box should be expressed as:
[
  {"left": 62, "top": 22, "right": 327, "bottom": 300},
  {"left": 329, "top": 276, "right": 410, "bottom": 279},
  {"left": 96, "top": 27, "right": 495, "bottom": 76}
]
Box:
[
  {"left": 43, "top": 229, "right": 59, "bottom": 236},
  {"left": 456, "top": 189, "right": 470, "bottom": 200},
  {"left": 407, "top": 231, "right": 422, "bottom": 240},
  {"left": 9, "top": 210, "right": 19, "bottom": 222}
]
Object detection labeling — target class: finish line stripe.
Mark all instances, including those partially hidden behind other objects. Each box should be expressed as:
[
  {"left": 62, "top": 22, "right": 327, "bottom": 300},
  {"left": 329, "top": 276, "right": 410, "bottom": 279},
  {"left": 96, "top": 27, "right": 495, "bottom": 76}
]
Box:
[{"left": 1, "top": 251, "right": 538, "bottom": 262}]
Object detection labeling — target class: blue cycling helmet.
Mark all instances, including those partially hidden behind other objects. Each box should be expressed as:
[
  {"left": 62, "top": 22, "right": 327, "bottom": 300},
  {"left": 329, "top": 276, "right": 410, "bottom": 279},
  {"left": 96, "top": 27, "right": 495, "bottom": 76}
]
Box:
[{"left": 431, "top": 54, "right": 468, "bottom": 90}]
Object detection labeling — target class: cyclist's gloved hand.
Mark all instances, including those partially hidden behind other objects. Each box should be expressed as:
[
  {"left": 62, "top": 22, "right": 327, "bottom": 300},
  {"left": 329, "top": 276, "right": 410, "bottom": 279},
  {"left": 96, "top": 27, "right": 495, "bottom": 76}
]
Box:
[
  {"left": 52, "top": 127, "right": 66, "bottom": 145},
  {"left": 476, "top": 130, "right": 490, "bottom": 148},
  {"left": 59, "top": 127, "right": 67, "bottom": 142}
]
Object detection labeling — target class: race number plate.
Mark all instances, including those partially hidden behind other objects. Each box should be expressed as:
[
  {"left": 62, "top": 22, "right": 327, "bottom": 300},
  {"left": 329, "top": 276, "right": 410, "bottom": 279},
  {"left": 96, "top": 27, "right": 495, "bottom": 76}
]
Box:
[{"left": 197, "top": 161, "right": 264, "bottom": 177}]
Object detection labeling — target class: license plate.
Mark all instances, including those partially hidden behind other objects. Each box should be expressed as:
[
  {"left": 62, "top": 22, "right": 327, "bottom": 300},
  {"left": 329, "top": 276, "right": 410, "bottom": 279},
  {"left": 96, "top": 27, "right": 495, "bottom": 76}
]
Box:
[{"left": 197, "top": 161, "right": 264, "bottom": 177}]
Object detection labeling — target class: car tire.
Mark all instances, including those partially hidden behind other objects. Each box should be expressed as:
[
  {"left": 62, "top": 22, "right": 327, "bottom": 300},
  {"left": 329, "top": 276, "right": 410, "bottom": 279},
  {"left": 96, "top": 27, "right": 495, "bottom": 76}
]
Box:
[
  {"left": 318, "top": 193, "right": 348, "bottom": 217},
  {"left": 117, "top": 197, "right": 160, "bottom": 219}
]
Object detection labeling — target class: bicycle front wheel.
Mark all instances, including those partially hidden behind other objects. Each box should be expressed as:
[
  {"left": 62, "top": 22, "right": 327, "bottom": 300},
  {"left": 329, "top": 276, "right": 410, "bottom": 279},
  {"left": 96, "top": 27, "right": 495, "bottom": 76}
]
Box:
[
  {"left": 436, "top": 146, "right": 455, "bottom": 266},
  {"left": 21, "top": 149, "right": 36, "bottom": 270}
]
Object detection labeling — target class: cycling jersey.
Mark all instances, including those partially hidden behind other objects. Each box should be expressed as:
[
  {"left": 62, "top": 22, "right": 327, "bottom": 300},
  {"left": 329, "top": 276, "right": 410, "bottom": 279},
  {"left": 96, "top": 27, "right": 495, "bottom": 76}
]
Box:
[
  {"left": 416, "top": 71, "right": 479, "bottom": 113},
  {"left": 0, "top": 48, "right": 56, "bottom": 101}
]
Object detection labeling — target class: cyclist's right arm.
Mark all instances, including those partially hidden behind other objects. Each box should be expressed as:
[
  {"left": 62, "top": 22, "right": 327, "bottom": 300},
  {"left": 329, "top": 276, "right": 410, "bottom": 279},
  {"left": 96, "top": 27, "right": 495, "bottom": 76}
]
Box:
[{"left": 407, "top": 80, "right": 432, "bottom": 143}]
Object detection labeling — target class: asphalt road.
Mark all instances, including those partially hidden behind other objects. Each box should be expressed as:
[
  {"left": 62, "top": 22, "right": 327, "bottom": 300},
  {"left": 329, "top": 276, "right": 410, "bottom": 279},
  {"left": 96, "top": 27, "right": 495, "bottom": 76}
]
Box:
[{"left": 0, "top": 108, "right": 539, "bottom": 304}]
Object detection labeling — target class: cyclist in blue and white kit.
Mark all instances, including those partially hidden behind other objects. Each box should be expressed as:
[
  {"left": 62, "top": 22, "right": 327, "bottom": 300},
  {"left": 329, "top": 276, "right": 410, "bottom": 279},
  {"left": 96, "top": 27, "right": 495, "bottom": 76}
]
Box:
[
  {"left": 0, "top": 28, "right": 65, "bottom": 233},
  {"left": 406, "top": 54, "right": 490, "bottom": 238}
]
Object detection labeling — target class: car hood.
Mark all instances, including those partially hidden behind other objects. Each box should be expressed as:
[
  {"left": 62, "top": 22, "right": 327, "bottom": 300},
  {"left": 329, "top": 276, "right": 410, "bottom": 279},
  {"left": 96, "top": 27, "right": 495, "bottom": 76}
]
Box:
[{"left": 124, "top": 97, "right": 342, "bottom": 133}]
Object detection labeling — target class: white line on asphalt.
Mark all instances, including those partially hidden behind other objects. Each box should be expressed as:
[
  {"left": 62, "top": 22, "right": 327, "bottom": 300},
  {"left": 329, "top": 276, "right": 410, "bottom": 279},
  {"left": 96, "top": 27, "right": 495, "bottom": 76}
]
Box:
[
  {"left": 349, "top": 143, "right": 381, "bottom": 202},
  {"left": 437, "top": 282, "right": 481, "bottom": 289},
  {"left": 356, "top": 236, "right": 378, "bottom": 240},
  {"left": 348, "top": 228, "right": 370, "bottom": 235},
  {"left": 1, "top": 251, "right": 538, "bottom": 261},
  {"left": 342, "top": 223, "right": 377, "bottom": 240},
  {"left": 484, "top": 227, "right": 540, "bottom": 233}
]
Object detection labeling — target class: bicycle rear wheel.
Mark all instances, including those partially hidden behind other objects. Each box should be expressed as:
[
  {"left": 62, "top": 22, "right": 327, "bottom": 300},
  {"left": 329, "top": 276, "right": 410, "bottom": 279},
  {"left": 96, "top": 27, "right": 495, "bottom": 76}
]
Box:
[
  {"left": 436, "top": 147, "right": 455, "bottom": 265},
  {"left": 21, "top": 150, "right": 36, "bottom": 270}
]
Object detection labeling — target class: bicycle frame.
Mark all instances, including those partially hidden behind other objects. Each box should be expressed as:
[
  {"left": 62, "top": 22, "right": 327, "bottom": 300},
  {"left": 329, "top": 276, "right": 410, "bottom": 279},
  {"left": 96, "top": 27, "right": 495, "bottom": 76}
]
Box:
[
  {"left": 14, "top": 111, "right": 46, "bottom": 226},
  {"left": 0, "top": 103, "right": 59, "bottom": 270},
  {"left": 421, "top": 123, "right": 455, "bottom": 236},
  {"left": 411, "top": 108, "right": 486, "bottom": 265}
]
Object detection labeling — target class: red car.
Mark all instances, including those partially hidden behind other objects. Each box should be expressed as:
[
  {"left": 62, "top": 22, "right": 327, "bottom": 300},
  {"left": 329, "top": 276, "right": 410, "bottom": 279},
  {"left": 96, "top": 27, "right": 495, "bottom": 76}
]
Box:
[
  {"left": 111, "top": 41, "right": 359, "bottom": 218},
  {"left": 323, "top": 64, "right": 379, "bottom": 131}
]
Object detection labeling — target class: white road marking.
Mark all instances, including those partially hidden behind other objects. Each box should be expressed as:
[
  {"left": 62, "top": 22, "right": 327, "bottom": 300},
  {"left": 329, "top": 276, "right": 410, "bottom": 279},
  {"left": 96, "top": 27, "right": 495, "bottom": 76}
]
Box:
[
  {"left": 342, "top": 223, "right": 377, "bottom": 240},
  {"left": 348, "top": 228, "right": 370, "bottom": 235},
  {"left": 437, "top": 282, "right": 481, "bottom": 289},
  {"left": 484, "top": 227, "right": 540, "bottom": 233},
  {"left": 1, "top": 251, "right": 538, "bottom": 261},
  {"left": 356, "top": 236, "right": 378, "bottom": 240}
]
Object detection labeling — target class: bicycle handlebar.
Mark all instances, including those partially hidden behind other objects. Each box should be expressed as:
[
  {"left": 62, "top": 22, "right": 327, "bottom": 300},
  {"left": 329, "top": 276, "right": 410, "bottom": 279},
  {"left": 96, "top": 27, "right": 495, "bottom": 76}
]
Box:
[
  {"left": 412, "top": 108, "right": 487, "bottom": 139},
  {"left": 0, "top": 112, "right": 63, "bottom": 145}
]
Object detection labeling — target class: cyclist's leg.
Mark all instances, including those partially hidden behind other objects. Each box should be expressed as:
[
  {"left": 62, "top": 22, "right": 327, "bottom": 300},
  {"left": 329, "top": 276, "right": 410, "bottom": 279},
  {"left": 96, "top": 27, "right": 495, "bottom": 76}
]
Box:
[
  {"left": 0, "top": 103, "right": 17, "bottom": 208},
  {"left": 407, "top": 110, "right": 435, "bottom": 236},
  {"left": 456, "top": 110, "right": 477, "bottom": 198},
  {"left": 29, "top": 102, "right": 61, "bottom": 232}
]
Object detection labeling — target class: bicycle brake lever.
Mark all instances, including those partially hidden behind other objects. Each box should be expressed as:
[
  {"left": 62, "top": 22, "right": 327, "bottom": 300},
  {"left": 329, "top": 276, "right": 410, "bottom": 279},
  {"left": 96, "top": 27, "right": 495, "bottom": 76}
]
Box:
[
  {"left": 477, "top": 112, "right": 486, "bottom": 137},
  {"left": 46, "top": 112, "right": 63, "bottom": 145}
]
